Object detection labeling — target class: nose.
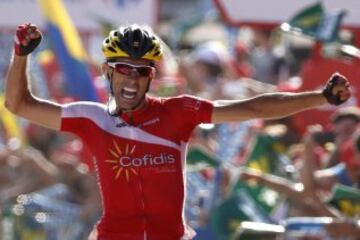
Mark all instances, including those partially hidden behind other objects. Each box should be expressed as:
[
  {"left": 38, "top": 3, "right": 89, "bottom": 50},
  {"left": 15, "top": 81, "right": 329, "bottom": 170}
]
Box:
[
  {"left": 128, "top": 69, "right": 141, "bottom": 78},
  {"left": 126, "top": 74, "right": 141, "bottom": 85}
]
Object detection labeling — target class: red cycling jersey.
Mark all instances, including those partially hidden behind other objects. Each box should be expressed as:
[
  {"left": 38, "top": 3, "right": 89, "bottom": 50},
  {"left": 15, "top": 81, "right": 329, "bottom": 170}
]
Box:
[{"left": 60, "top": 95, "right": 213, "bottom": 240}]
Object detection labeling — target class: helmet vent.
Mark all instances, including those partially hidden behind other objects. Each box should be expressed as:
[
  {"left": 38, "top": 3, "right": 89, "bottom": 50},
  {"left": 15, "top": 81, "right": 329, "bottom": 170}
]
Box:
[{"left": 107, "top": 46, "right": 116, "bottom": 53}]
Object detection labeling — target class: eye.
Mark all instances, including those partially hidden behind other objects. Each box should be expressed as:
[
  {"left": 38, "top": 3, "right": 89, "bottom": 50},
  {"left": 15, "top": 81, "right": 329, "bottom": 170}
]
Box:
[
  {"left": 115, "top": 65, "right": 132, "bottom": 75},
  {"left": 137, "top": 67, "right": 152, "bottom": 76}
]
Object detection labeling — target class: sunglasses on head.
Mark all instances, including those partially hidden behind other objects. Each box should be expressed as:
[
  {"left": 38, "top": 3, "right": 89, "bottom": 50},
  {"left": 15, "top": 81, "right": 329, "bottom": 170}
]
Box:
[{"left": 107, "top": 62, "right": 155, "bottom": 77}]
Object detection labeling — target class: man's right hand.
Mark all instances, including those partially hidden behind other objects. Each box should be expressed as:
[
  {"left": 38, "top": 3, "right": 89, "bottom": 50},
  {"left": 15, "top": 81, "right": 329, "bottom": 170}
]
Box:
[{"left": 14, "top": 23, "right": 42, "bottom": 56}]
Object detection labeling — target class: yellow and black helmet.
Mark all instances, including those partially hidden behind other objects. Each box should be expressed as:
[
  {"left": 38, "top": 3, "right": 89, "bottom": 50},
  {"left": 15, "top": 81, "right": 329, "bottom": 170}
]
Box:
[{"left": 102, "top": 24, "right": 163, "bottom": 62}]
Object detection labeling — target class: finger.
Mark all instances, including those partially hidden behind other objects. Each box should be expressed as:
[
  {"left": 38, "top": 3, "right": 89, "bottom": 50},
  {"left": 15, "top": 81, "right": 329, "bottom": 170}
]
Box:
[
  {"left": 32, "top": 30, "right": 42, "bottom": 39},
  {"left": 332, "top": 84, "right": 348, "bottom": 95},
  {"left": 336, "top": 84, "right": 350, "bottom": 92},
  {"left": 340, "top": 91, "right": 351, "bottom": 100},
  {"left": 29, "top": 27, "right": 39, "bottom": 36},
  {"left": 29, "top": 27, "right": 41, "bottom": 38},
  {"left": 21, "top": 39, "right": 29, "bottom": 46},
  {"left": 29, "top": 32, "right": 39, "bottom": 39},
  {"left": 16, "top": 30, "right": 27, "bottom": 41},
  {"left": 330, "top": 73, "right": 347, "bottom": 85},
  {"left": 337, "top": 90, "right": 348, "bottom": 99},
  {"left": 333, "top": 72, "right": 346, "bottom": 79},
  {"left": 336, "top": 77, "right": 347, "bottom": 84}
]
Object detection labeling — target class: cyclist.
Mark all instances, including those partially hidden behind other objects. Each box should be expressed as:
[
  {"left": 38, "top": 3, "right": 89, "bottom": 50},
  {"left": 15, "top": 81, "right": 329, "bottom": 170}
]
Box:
[{"left": 4, "top": 23, "right": 351, "bottom": 240}]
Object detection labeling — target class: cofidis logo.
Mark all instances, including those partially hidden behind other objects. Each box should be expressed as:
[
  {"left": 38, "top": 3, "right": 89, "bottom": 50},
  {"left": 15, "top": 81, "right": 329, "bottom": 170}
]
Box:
[{"left": 106, "top": 140, "right": 175, "bottom": 181}]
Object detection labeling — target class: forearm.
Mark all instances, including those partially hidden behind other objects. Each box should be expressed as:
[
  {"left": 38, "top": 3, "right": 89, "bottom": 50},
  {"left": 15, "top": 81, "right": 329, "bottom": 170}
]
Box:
[
  {"left": 241, "top": 168, "right": 302, "bottom": 198},
  {"left": 4, "top": 54, "right": 62, "bottom": 130},
  {"left": 248, "top": 173, "right": 302, "bottom": 200},
  {"left": 212, "top": 91, "right": 327, "bottom": 123},
  {"left": 4, "top": 54, "right": 33, "bottom": 114},
  {"left": 308, "top": 195, "right": 342, "bottom": 217},
  {"left": 300, "top": 142, "right": 318, "bottom": 192}
]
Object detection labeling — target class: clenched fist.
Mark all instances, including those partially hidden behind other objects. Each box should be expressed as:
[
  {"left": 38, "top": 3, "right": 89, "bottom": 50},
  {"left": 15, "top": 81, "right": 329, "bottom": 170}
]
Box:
[
  {"left": 14, "top": 23, "right": 42, "bottom": 56},
  {"left": 322, "top": 72, "right": 351, "bottom": 105}
]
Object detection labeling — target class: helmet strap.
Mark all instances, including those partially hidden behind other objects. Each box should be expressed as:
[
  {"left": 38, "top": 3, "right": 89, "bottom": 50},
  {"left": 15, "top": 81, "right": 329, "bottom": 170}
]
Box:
[
  {"left": 107, "top": 72, "right": 119, "bottom": 116},
  {"left": 107, "top": 71, "right": 114, "bottom": 95}
]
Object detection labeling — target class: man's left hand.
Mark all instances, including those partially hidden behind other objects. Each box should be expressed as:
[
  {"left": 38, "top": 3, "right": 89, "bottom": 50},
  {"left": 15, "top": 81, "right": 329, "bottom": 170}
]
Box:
[{"left": 322, "top": 72, "right": 351, "bottom": 105}]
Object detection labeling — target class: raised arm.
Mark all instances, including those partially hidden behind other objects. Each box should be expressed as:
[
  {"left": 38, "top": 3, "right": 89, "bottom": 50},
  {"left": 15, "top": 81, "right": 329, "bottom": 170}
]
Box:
[
  {"left": 239, "top": 168, "right": 341, "bottom": 217},
  {"left": 4, "top": 23, "right": 61, "bottom": 130},
  {"left": 212, "top": 73, "right": 350, "bottom": 123}
]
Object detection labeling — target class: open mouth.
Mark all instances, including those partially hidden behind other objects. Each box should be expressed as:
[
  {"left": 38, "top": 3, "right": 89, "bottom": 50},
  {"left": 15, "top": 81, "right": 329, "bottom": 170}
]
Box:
[{"left": 121, "top": 87, "right": 137, "bottom": 100}]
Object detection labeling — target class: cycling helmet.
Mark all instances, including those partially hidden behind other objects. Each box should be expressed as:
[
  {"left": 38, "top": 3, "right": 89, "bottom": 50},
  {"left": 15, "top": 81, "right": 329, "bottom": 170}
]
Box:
[{"left": 102, "top": 24, "right": 163, "bottom": 62}]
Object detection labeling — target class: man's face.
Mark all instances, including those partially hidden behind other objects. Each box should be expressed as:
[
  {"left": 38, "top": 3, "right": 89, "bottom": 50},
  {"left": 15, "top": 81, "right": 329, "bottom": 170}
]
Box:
[{"left": 104, "top": 58, "right": 155, "bottom": 112}]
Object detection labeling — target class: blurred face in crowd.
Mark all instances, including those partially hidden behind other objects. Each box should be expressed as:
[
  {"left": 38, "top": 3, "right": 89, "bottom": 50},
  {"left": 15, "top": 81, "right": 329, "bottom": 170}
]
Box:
[
  {"left": 333, "top": 118, "right": 359, "bottom": 142},
  {"left": 103, "top": 57, "right": 155, "bottom": 112}
]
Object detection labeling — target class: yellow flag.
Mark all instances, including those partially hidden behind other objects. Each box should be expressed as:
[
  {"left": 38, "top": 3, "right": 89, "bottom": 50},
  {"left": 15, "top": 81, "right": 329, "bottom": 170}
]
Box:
[{"left": 0, "top": 95, "right": 24, "bottom": 142}]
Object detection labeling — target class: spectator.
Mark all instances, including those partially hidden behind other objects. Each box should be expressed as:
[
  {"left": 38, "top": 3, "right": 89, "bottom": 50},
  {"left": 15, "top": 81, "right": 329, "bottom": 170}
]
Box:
[
  {"left": 250, "top": 28, "right": 279, "bottom": 85},
  {"left": 326, "top": 106, "right": 360, "bottom": 168},
  {"left": 231, "top": 41, "right": 254, "bottom": 79}
]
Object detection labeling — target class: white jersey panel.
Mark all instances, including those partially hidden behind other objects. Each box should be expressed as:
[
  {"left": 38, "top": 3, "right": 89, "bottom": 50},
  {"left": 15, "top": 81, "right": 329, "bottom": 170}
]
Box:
[{"left": 61, "top": 102, "right": 181, "bottom": 151}]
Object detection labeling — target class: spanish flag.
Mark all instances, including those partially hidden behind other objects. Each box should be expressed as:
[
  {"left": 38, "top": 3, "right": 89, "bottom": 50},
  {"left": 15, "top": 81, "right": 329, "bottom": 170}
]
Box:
[{"left": 38, "top": 0, "right": 99, "bottom": 101}]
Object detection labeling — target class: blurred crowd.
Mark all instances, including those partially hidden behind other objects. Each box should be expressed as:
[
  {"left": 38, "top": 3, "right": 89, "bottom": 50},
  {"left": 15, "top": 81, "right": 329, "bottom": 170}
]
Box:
[{"left": 1, "top": 24, "right": 360, "bottom": 240}]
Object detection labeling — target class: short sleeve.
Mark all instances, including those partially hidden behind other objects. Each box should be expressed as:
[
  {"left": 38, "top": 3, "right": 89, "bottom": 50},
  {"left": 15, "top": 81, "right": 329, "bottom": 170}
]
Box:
[
  {"left": 60, "top": 101, "right": 107, "bottom": 140},
  {"left": 181, "top": 95, "right": 214, "bottom": 124},
  {"left": 162, "top": 95, "right": 213, "bottom": 141}
]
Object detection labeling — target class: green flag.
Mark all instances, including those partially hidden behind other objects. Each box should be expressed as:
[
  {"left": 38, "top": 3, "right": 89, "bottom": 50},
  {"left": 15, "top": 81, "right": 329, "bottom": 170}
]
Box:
[
  {"left": 233, "top": 134, "right": 286, "bottom": 213},
  {"left": 187, "top": 146, "right": 219, "bottom": 169},
  {"left": 285, "top": 2, "right": 346, "bottom": 42},
  {"left": 327, "top": 184, "right": 360, "bottom": 217},
  {"left": 287, "top": 2, "right": 324, "bottom": 37},
  {"left": 210, "top": 134, "right": 288, "bottom": 239}
]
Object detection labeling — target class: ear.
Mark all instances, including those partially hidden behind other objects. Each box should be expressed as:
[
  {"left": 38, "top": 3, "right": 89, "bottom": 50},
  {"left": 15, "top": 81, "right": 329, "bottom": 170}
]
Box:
[{"left": 149, "top": 69, "right": 156, "bottom": 81}]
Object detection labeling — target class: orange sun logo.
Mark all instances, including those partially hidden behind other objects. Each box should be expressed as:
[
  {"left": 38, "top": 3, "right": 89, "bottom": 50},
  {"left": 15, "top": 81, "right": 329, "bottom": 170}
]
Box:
[{"left": 105, "top": 140, "right": 137, "bottom": 181}]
